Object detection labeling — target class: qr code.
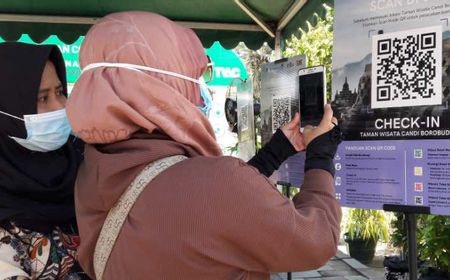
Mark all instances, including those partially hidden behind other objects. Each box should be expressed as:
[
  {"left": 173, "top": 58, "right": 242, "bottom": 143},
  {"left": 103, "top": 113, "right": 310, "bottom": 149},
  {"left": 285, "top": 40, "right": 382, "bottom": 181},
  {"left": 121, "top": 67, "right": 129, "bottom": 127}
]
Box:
[
  {"left": 239, "top": 105, "right": 249, "bottom": 132},
  {"left": 414, "top": 149, "right": 423, "bottom": 159},
  {"left": 414, "top": 182, "right": 423, "bottom": 192},
  {"left": 272, "top": 97, "right": 291, "bottom": 131},
  {"left": 415, "top": 196, "right": 424, "bottom": 205},
  {"left": 371, "top": 26, "right": 442, "bottom": 109},
  {"left": 414, "top": 166, "right": 423, "bottom": 176}
]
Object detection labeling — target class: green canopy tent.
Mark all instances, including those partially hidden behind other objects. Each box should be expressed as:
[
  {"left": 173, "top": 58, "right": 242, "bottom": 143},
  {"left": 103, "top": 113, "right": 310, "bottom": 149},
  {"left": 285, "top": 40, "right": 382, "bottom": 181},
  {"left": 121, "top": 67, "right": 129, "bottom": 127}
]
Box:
[
  {"left": 0, "top": 34, "right": 250, "bottom": 84},
  {"left": 0, "top": 0, "right": 332, "bottom": 51}
]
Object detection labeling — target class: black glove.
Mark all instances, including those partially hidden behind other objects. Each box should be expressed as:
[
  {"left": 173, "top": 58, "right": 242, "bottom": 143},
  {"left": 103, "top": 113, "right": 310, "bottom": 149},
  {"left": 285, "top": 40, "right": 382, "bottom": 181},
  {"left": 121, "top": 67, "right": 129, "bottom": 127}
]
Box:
[
  {"left": 304, "top": 125, "right": 342, "bottom": 177},
  {"left": 247, "top": 129, "right": 296, "bottom": 177}
]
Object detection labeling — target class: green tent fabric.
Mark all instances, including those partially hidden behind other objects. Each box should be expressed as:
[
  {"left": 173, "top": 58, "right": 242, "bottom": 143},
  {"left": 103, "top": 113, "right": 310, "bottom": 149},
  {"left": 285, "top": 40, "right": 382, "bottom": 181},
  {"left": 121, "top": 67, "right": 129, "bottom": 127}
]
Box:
[
  {"left": 0, "top": 35, "right": 248, "bottom": 84},
  {"left": 0, "top": 0, "right": 332, "bottom": 49}
]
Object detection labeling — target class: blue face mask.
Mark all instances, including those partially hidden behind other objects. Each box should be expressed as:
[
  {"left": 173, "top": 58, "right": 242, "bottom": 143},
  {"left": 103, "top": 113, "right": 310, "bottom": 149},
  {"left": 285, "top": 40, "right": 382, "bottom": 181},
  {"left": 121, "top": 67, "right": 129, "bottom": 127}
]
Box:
[
  {"left": 198, "top": 78, "right": 213, "bottom": 116},
  {"left": 0, "top": 108, "right": 71, "bottom": 152}
]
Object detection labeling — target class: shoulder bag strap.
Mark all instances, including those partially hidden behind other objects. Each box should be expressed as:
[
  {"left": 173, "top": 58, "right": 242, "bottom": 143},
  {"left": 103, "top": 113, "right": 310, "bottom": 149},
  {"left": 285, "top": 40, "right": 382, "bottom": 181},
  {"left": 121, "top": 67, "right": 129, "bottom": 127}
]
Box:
[{"left": 93, "top": 155, "right": 188, "bottom": 280}]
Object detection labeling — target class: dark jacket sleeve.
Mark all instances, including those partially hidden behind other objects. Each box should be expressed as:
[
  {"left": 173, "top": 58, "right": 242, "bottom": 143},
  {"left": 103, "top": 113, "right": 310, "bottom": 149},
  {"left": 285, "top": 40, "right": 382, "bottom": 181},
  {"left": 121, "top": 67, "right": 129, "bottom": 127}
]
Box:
[
  {"left": 247, "top": 129, "right": 296, "bottom": 177},
  {"left": 69, "top": 135, "right": 85, "bottom": 166},
  {"left": 304, "top": 126, "right": 342, "bottom": 177}
]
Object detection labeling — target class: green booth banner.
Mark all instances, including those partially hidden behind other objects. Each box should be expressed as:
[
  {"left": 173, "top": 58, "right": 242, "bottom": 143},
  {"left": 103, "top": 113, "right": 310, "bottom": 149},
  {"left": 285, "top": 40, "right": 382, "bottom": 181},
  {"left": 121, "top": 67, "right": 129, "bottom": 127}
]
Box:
[
  {"left": 0, "top": 36, "right": 247, "bottom": 86},
  {"left": 205, "top": 41, "right": 247, "bottom": 86}
]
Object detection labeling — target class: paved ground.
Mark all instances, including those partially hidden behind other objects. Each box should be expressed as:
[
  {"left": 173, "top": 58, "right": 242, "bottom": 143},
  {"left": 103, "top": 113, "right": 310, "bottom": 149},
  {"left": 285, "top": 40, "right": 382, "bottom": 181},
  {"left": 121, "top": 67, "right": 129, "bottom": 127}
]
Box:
[{"left": 270, "top": 247, "right": 386, "bottom": 280}]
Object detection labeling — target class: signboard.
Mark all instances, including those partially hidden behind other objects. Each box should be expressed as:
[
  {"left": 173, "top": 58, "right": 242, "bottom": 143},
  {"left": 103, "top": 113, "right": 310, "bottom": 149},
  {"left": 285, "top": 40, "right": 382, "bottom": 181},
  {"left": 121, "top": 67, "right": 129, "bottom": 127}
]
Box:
[
  {"left": 203, "top": 43, "right": 248, "bottom": 155},
  {"left": 260, "top": 55, "right": 306, "bottom": 186},
  {"left": 332, "top": 0, "right": 450, "bottom": 215},
  {"left": 236, "top": 79, "right": 256, "bottom": 161},
  {"left": 205, "top": 42, "right": 248, "bottom": 86}
]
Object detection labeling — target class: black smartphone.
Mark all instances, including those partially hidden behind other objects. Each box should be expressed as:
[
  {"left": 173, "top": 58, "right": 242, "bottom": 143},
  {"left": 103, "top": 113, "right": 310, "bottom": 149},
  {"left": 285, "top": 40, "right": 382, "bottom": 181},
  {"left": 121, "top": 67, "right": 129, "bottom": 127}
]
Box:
[{"left": 298, "top": 65, "right": 326, "bottom": 127}]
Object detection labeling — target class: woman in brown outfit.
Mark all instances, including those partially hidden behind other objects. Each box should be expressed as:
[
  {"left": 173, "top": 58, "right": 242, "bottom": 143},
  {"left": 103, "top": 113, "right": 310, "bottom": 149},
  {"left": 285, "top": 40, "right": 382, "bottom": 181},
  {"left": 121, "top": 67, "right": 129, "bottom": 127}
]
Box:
[{"left": 66, "top": 11, "right": 342, "bottom": 280}]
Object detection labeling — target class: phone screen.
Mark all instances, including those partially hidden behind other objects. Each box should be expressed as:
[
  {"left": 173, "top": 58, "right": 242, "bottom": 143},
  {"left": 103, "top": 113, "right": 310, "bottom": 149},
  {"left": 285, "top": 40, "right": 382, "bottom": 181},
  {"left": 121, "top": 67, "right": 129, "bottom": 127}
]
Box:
[{"left": 299, "top": 71, "right": 325, "bottom": 127}]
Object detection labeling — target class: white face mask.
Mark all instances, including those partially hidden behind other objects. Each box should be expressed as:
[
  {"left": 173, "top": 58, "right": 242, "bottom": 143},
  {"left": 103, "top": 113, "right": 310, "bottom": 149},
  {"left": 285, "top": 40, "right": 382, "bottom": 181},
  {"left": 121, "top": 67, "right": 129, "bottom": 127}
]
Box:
[
  {"left": 82, "top": 62, "right": 212, "bottom": 115},
  {"left": 0, "top": 109, "right": 71, "bottom": 152}
]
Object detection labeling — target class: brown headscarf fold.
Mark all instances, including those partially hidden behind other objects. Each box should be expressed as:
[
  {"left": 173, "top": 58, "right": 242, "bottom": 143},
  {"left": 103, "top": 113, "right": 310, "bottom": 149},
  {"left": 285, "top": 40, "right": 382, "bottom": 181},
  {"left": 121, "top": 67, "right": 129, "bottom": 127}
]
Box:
[{"left": 66, "top": 11, "right": 222, "bottom": 156}]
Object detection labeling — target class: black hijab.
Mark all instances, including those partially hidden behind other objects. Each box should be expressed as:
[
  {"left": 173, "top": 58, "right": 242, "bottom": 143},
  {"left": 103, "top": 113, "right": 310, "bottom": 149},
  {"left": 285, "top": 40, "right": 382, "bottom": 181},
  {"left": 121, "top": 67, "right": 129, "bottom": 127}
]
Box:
[{"left": 0, "top": 42, "right": 82, "bottom": 233}]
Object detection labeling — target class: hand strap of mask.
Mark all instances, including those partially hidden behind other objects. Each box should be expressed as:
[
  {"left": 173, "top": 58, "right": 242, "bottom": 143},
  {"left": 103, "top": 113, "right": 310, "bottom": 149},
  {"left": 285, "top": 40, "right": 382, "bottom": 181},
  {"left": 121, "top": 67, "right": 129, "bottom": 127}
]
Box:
[{"left": 0, "top": 110, "right": 25, "bottom": 122}]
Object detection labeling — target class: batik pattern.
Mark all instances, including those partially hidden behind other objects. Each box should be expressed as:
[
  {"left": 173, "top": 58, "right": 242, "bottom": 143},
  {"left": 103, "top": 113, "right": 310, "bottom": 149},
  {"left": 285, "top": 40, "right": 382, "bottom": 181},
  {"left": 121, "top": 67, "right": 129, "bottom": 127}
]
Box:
[{"left": 0, "top": 223, "right": 87, "bottom": 280}]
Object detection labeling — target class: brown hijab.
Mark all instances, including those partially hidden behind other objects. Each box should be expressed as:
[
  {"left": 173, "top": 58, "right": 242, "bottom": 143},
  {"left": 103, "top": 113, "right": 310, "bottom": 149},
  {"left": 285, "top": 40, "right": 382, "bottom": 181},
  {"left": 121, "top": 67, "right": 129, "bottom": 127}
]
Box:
[{"left": 66, "top": 11, "right": 222, "bottom": 156}]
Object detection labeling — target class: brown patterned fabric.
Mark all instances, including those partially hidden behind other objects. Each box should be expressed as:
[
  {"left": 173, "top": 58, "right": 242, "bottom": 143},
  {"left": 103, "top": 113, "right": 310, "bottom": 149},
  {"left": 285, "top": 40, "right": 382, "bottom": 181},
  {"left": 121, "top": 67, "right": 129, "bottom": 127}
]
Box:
[{"left": 0, "top": 222, "right": 87, "bottom": 279}]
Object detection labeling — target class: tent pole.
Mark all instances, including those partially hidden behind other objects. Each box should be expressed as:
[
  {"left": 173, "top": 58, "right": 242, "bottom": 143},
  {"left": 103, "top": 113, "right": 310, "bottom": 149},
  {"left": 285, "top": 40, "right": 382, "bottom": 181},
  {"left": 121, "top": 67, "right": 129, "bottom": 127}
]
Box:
[
  {"left": 275, "top": 30, "right": 282, "bottom": 59},
  {"left": 0, "top": 14, "right": 264, "bottom": 32},
  {"left": 233, "top": 0, "right": 275, "bottom": 38},
  {"left": 278, "top": 0, "right": 308, "bottom": 31}
]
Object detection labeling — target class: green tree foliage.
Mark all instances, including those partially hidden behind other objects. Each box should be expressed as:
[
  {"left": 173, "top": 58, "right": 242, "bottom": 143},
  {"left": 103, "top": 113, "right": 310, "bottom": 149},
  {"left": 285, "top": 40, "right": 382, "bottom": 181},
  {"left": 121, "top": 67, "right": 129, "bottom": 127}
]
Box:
[
  {"left": 344, "top": 208, "right": 390, "bottom": 242},
  {"left": 390, "top": 214, "right": 450, "bottom": 274},
  {"left": 390, "top": 212, "right": 407, "bottom": 254},
  {"left": 234, "top": 42, "right": 274, "bottom": 102},
  {"left": 284, "top": 4, "right": 333, "bottom": 100},
  {"left": 417, "top": 215, "right": 450, "bottom": 274}
]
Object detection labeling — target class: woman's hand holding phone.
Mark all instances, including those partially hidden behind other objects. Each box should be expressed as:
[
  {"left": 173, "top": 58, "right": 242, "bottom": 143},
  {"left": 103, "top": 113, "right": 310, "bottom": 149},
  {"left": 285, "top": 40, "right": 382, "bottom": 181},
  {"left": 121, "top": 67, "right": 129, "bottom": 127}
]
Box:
[
  {"left": 280, "top": 112, "right": 305, "bottom": 151},
  {"left": 281, "top": 104, "right": 337, "bottom": 151},
  {"left": 302, "top": 104, "right": 337, "bottom": 146}
]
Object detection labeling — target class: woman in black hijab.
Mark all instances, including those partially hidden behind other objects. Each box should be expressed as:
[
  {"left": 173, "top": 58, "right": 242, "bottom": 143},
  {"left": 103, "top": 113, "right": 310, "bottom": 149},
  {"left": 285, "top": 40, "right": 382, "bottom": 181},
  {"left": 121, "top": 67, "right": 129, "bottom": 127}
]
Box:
[{"left": 0, "top": 43, "right": 86, "bottom": 279}]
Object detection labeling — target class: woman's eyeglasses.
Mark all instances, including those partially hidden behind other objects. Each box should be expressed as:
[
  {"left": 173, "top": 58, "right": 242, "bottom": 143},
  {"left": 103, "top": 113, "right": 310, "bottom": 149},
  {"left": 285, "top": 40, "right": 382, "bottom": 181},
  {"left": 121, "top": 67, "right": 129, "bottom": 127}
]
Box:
[{"left": 202, "top": 56, "right": 214, "bottom": 84}]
